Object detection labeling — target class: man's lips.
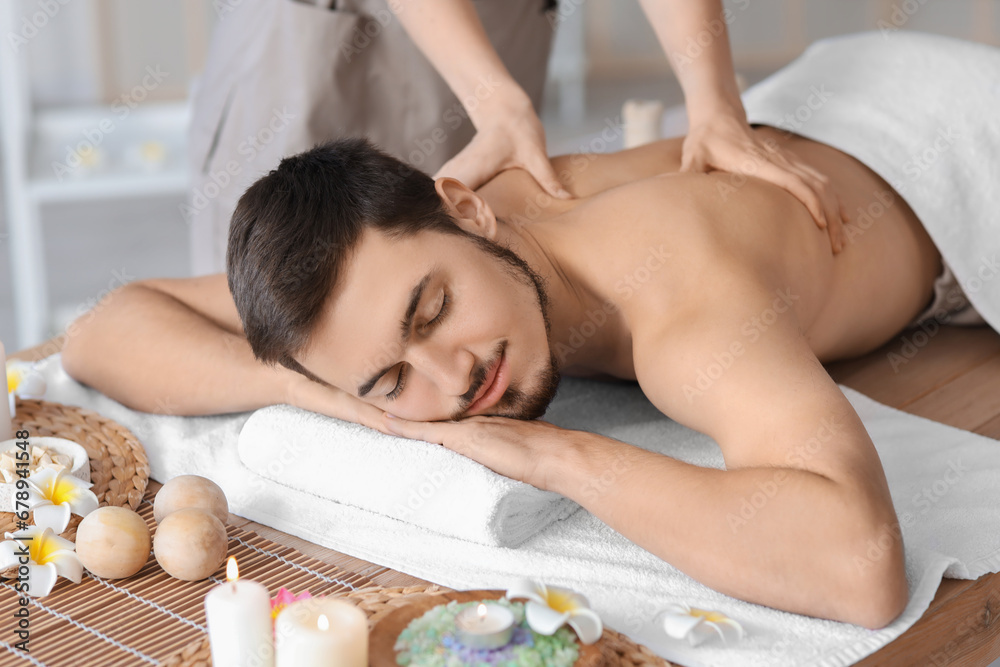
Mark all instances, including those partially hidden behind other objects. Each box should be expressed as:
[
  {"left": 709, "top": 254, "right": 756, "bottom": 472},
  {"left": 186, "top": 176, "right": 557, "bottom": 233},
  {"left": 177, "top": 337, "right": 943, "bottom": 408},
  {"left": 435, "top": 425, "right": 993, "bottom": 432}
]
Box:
[{"left": 466, "top": 349, "right": 509, "bottom": 415}]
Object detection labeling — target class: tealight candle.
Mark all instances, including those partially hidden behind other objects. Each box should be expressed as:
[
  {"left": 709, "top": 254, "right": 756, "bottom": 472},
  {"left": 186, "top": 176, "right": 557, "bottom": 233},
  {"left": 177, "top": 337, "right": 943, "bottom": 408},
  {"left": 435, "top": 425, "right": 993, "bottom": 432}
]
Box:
[
  {"left": 454, "top": 602, "right": 515, "bottom": 650},
  {"left": 0, "top": 341, "right": 12, "bottom": 442},
  {"left": 274, "top": 597, "right": 368, "bottom": 667},
  {"left": 204, "top": 557, "right": 274, "bottom": 667}
]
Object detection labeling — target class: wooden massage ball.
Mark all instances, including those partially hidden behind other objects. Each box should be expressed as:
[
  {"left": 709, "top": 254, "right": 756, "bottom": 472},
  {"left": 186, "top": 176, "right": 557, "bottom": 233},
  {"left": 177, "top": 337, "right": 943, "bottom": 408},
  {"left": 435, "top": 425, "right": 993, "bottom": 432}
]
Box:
[
  {"left": 154, "top": 474, "right": 229, "bottom": 525},
  {"left": 76, "top": 506, "right": 151, "bottom": 579},
  {"left": 154, "top": 508, "right": 228, "bottom": 581}
]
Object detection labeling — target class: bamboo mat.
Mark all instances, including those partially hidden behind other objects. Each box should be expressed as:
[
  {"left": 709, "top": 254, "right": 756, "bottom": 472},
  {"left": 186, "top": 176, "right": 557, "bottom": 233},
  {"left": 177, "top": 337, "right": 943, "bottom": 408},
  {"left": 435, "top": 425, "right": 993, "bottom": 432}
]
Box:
[
  {"left": 0, "top": 487, "right": 670, "bottom": 667},
  {"left": 0, "top": 489, "right": 384, "bottom": 667}
]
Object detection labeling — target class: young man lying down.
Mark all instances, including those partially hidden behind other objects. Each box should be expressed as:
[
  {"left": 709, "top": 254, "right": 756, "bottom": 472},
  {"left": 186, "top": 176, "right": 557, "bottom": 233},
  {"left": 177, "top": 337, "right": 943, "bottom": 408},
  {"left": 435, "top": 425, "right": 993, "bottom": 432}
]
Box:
[{"left": 62, "top": 32, "right": 1000, "bottom": 629}]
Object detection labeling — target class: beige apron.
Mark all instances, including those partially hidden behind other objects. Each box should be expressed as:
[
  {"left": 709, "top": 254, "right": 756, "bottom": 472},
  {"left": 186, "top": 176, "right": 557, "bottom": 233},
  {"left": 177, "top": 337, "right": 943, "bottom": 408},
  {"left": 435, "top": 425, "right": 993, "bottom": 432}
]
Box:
[{"left": 186, "top": 0, "right": 556, "bottom": 275}]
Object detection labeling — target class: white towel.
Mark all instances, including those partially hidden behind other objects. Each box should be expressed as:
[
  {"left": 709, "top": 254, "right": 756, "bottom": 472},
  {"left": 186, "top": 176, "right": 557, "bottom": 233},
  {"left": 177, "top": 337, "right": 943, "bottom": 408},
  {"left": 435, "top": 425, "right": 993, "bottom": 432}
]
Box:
[
  {"left": 742, "top": 30, "right": 1000, "bottom": 332},
  {"left": 38, "top": 355, "right": 1000, "bottom": 667},
  {"left": 237, "top": 405, "right": 579, "bottom": 547}
]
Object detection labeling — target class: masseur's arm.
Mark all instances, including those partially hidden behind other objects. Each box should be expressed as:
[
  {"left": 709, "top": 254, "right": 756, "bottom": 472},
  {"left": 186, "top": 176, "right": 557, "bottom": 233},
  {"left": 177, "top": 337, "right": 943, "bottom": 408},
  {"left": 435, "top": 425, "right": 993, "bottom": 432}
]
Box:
[
  {"left": 387, "top": 0, "right": 570, "bottom": 198},
  {"left": 60, "top": 275, "right": 387, "bottom": 430},
  {"left": 637, "top": 0, "right": 848, "bottom": 252},
  {"left": 383, "top": 270, "right": 908, "bottom": 628}
]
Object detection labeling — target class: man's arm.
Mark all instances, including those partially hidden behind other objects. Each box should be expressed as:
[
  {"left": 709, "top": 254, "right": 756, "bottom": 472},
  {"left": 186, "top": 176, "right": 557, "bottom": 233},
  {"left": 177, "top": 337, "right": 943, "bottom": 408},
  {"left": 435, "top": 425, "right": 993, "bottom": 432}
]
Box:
[
  {"left": 580, "top": 268, "right": 906, "bottom": 626},
  {"left": 60, "top": 275, "right": 387, "bottom": 429},
  {"left": 382, "top": 266, "right": 907, "bottom": 627}
]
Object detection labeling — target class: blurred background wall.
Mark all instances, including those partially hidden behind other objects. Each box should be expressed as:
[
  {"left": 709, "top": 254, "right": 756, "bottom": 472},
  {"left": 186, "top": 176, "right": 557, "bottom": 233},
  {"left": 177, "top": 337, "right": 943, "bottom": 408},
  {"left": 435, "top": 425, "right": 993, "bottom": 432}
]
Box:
[{"left": 1, "top": 0, "right": 998, "bottom": 348}]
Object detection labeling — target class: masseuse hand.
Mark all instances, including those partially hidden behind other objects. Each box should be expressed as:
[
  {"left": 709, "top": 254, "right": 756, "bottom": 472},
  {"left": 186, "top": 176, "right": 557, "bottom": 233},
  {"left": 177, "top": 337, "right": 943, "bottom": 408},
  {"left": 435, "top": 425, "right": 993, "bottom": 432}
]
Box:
[
  {"left": 382, "top": 414, "right": 570, "bottom": 491},
  {"left": 435, "top": 94, "right": 572, "bottom": 199},
  {"left": 683, "top": 108, "right": 849, "bottom": 253}
]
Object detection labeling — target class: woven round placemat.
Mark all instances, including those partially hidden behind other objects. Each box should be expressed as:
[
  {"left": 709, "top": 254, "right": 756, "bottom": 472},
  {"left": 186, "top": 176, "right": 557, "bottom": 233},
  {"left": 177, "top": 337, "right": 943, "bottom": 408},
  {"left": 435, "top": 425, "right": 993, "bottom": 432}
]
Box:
[
  {"left": 163, "top": 584, "right": 671, "bottom": 667},
  {"left": 0, "top": 397, "right": 150, "bottom": 541}
]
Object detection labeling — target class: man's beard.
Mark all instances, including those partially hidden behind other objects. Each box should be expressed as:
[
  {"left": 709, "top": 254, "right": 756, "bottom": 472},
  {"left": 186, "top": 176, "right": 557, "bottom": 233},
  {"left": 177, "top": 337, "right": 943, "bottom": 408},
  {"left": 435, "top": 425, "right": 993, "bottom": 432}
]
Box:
[{"left": 453, "top": 232, "right": 562, "bottom": 421}]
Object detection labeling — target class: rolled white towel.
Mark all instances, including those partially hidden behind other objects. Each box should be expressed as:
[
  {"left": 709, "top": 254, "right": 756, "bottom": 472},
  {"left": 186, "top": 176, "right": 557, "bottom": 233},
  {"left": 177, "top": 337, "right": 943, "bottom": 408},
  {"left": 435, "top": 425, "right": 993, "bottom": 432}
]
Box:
[{"left": 237, "top": 405, "right": 580, "bottom": 547}]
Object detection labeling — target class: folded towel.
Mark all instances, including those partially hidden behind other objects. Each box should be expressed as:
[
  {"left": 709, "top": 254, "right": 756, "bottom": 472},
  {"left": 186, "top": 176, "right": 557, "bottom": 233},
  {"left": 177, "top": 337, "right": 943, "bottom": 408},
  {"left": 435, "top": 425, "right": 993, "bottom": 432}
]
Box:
[
  {"left": 38, "top": 355, "right": 1000, "bottom": 667},
  {"left": 742, "top": 30, "right": 1000, "bottom": 332},
  {"left": 237, "top": 405, "right": 579, "bottom": 547}
]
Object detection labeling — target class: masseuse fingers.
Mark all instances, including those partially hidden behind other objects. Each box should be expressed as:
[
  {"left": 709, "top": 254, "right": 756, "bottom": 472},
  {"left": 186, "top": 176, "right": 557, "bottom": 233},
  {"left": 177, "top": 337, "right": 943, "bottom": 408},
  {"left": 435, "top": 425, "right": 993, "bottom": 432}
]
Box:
[
  {"left": 775, "top": 154, "right": 847, "bottom": 252},
  {"left": 678, "top": 141, "right": 709, "bottom": 173},
  {"left": 522, "top": 149, "right": 573, "bottom": 200},
  {"left": 797, "top": 163, "right": 845, "bottom": 254},
  {"left": 434, "top": 135, "right": 498, "bottom": 193},
  {"left": 752, "top": 158, "right": 830, "bottom": 232}
]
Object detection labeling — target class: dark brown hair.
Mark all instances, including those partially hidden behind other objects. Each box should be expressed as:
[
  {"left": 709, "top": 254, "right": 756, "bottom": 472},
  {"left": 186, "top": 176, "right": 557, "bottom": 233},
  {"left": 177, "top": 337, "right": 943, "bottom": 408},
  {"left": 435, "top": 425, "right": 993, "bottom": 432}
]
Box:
[{"left": 227, "top": 138, "right": 467, "bottom": 379}]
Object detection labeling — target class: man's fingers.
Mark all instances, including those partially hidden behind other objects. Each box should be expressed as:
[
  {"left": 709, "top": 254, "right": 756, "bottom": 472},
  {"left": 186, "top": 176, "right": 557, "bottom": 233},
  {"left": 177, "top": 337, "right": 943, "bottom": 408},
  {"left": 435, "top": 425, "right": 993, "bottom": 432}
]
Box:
[{"left": 382, "top": 414, "right": 445, "bottom": 443}]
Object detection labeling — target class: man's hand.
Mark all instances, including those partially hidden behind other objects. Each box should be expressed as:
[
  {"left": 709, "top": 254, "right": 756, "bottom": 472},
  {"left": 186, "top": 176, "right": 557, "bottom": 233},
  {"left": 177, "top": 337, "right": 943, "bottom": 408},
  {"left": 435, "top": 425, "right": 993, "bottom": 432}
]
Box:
[
  {"left": 382, "top": 413, "right": 570, "bottom": 491},
  {"left": 435, "top": 95, "right": 571, "bottom": 200},
  {"left": 683, "top": 110, "right": 849, "bottom": 254},
  {"left": 285, "top": 374, "right": 391, "bottom": 435}
]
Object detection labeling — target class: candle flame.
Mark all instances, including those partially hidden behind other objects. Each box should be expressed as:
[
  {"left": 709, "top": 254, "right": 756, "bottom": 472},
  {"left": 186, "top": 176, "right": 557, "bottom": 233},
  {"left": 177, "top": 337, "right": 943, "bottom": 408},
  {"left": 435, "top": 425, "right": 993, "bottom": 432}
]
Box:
[
  {"left": 226, "top": 556, "right": 239, "bottom": 582},
  {"left": 477, "top": 603, "right": 487, "bottom": 620},
  {"left": 317, "top": 614, "right": 329, "bottom": 631}
]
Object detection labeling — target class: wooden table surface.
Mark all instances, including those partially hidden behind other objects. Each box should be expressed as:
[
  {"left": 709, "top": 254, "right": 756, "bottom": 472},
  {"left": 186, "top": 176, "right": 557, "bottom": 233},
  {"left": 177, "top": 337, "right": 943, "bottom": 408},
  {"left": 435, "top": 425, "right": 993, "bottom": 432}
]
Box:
[{"left": 13, "top": 323, "right": 1000, "bottom": 666}]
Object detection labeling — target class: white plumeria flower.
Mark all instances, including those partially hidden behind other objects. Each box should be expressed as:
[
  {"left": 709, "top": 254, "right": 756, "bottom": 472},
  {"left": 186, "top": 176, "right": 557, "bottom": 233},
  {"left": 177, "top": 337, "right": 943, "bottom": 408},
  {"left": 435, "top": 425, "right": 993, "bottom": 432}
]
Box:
[
  {"left": 659, "top": 603, "right": 744, "bottom": 647},
  {"left": 6, "top": 360, "right": 47, "bottom": 417},
  {"left": 0, "top": 526, "right": 83, "bottom": 597},
  {"left": 505, "top": 579, "right": 603, "bottom": 644},
  {"left": 18, "top": 467, "right": 99, "bottom": 534}
]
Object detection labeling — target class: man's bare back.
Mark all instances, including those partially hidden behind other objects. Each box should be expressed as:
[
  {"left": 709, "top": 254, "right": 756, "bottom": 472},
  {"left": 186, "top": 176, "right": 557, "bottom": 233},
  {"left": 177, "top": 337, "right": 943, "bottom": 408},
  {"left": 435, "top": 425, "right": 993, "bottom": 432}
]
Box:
[{"left": 481, "top": 126, "right": 942, "bottom": 368}]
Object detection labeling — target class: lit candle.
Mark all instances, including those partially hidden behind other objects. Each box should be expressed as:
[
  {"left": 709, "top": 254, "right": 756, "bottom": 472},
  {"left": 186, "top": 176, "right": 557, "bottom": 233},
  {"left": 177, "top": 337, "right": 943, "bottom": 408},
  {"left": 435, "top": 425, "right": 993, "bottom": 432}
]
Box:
[
  {"left": 204, "top": 557, "right": 274, "bottom": 667},
  {"left": 454, "top": 602, "right": 515, "bottom": 650},
  {"left": 0, "top": 341, "right": 12, "bottom": 442},
  {"left": 274, "top": 597, "right": 367, "bottom": 667}
]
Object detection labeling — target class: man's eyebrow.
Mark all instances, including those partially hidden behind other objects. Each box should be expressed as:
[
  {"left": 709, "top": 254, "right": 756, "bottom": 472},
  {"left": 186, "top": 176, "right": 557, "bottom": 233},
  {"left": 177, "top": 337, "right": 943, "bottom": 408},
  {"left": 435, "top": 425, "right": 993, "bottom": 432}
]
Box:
[{"left": 356, "top": 272, "right": 431, "bottom": 398}]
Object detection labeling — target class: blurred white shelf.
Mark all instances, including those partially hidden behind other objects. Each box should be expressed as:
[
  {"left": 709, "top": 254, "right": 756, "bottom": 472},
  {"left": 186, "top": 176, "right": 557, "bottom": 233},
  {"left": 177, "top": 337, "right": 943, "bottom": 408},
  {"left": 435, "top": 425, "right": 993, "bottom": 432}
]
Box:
[
  {"left": 1, "top": 0, "right": 194, "bottom": 348},
  {"left": 27, "top": 101, "right": 191, "bottom": 203}
]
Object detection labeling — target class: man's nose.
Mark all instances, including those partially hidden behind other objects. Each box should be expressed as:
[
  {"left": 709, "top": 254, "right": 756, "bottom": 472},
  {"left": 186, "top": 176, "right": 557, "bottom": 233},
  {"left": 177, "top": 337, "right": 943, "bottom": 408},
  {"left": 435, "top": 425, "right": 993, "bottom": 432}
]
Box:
[{"left": 407, "top": 341, "right": 475, "bottom": 397}]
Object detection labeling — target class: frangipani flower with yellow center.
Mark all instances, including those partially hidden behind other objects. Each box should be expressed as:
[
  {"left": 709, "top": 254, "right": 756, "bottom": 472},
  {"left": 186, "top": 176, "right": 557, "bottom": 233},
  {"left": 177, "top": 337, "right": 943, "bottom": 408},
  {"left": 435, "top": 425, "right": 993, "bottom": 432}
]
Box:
[
  {"left": 505, "top": 579, "right": 603, "bottom": 644},
  {"left": 659, "top": 603, "right": 744, "bottom": 646},
  {"left": 18, "top": 467, "right": 99, "bottom": 534},
  {"left": 5, "top": 360, "right": 47, "bottom": 417},
  {"left": 0, "top": 526, "right": 83, "bottom": 597}
]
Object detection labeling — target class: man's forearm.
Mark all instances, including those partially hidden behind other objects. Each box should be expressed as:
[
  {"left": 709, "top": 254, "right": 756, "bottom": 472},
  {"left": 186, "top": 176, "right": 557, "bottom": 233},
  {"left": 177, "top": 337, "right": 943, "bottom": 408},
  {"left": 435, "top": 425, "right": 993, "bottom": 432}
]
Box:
[
  {"left": 550, "top": 433, "right": 906, "bottom": 628},
  {"left": 61, "top": 283, "right": 295, "bottom": 415}
]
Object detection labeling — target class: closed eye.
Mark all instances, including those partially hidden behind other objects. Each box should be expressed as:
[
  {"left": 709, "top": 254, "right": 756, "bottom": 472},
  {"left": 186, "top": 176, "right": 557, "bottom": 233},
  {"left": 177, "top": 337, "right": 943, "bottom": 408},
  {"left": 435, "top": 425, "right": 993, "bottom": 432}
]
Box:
[{"left": 386, "top": 293, "right": 450, "bottom": 401}]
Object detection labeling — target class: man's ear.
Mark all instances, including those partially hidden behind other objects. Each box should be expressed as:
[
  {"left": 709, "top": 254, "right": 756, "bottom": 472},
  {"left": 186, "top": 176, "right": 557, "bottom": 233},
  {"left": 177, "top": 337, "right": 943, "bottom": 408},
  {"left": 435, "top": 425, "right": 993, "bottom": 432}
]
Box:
[{"left": 434, "top": 177, "right": 497, "bottom": 240}]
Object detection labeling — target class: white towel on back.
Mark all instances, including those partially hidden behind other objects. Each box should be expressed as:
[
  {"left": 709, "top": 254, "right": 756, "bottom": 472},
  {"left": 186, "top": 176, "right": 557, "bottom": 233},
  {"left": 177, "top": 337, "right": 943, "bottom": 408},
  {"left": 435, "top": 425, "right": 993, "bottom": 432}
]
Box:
[{"left": 743, "top": 30, "right": 1000, "bottom": 332}]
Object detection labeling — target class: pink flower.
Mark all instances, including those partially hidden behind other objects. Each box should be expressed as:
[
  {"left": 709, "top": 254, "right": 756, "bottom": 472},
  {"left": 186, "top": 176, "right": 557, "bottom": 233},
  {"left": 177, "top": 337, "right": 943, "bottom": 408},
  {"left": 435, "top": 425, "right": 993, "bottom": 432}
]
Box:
[{"left": 270, "top": 587, "right": 312, "bottom": 621}]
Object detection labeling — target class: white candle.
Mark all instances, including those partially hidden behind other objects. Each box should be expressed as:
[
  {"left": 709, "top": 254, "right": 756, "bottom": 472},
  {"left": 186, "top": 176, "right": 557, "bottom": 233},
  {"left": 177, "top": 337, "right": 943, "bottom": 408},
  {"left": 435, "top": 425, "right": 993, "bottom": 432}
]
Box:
[
  {"left": 455, "top": 603, "right": 515, "bottom": 650},
  {"left": 0, "top": 341, "right": 12, "bottom": 442},
  {"left": 623, "top": 99, "right": 664, "bottom": 149},
  {"left": 274, "top": 597, "right": 368, "bottom": 667},
  {"left": 204, "top": 557, "right": 275, "bottom": 667}
]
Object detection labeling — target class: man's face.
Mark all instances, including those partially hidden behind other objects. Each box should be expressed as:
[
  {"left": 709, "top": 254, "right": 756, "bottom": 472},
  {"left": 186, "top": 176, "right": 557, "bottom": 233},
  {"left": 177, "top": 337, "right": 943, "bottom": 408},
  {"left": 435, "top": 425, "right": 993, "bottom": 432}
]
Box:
[{"left": 296, "top": 227, "right": 560, "bottom": 422}]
